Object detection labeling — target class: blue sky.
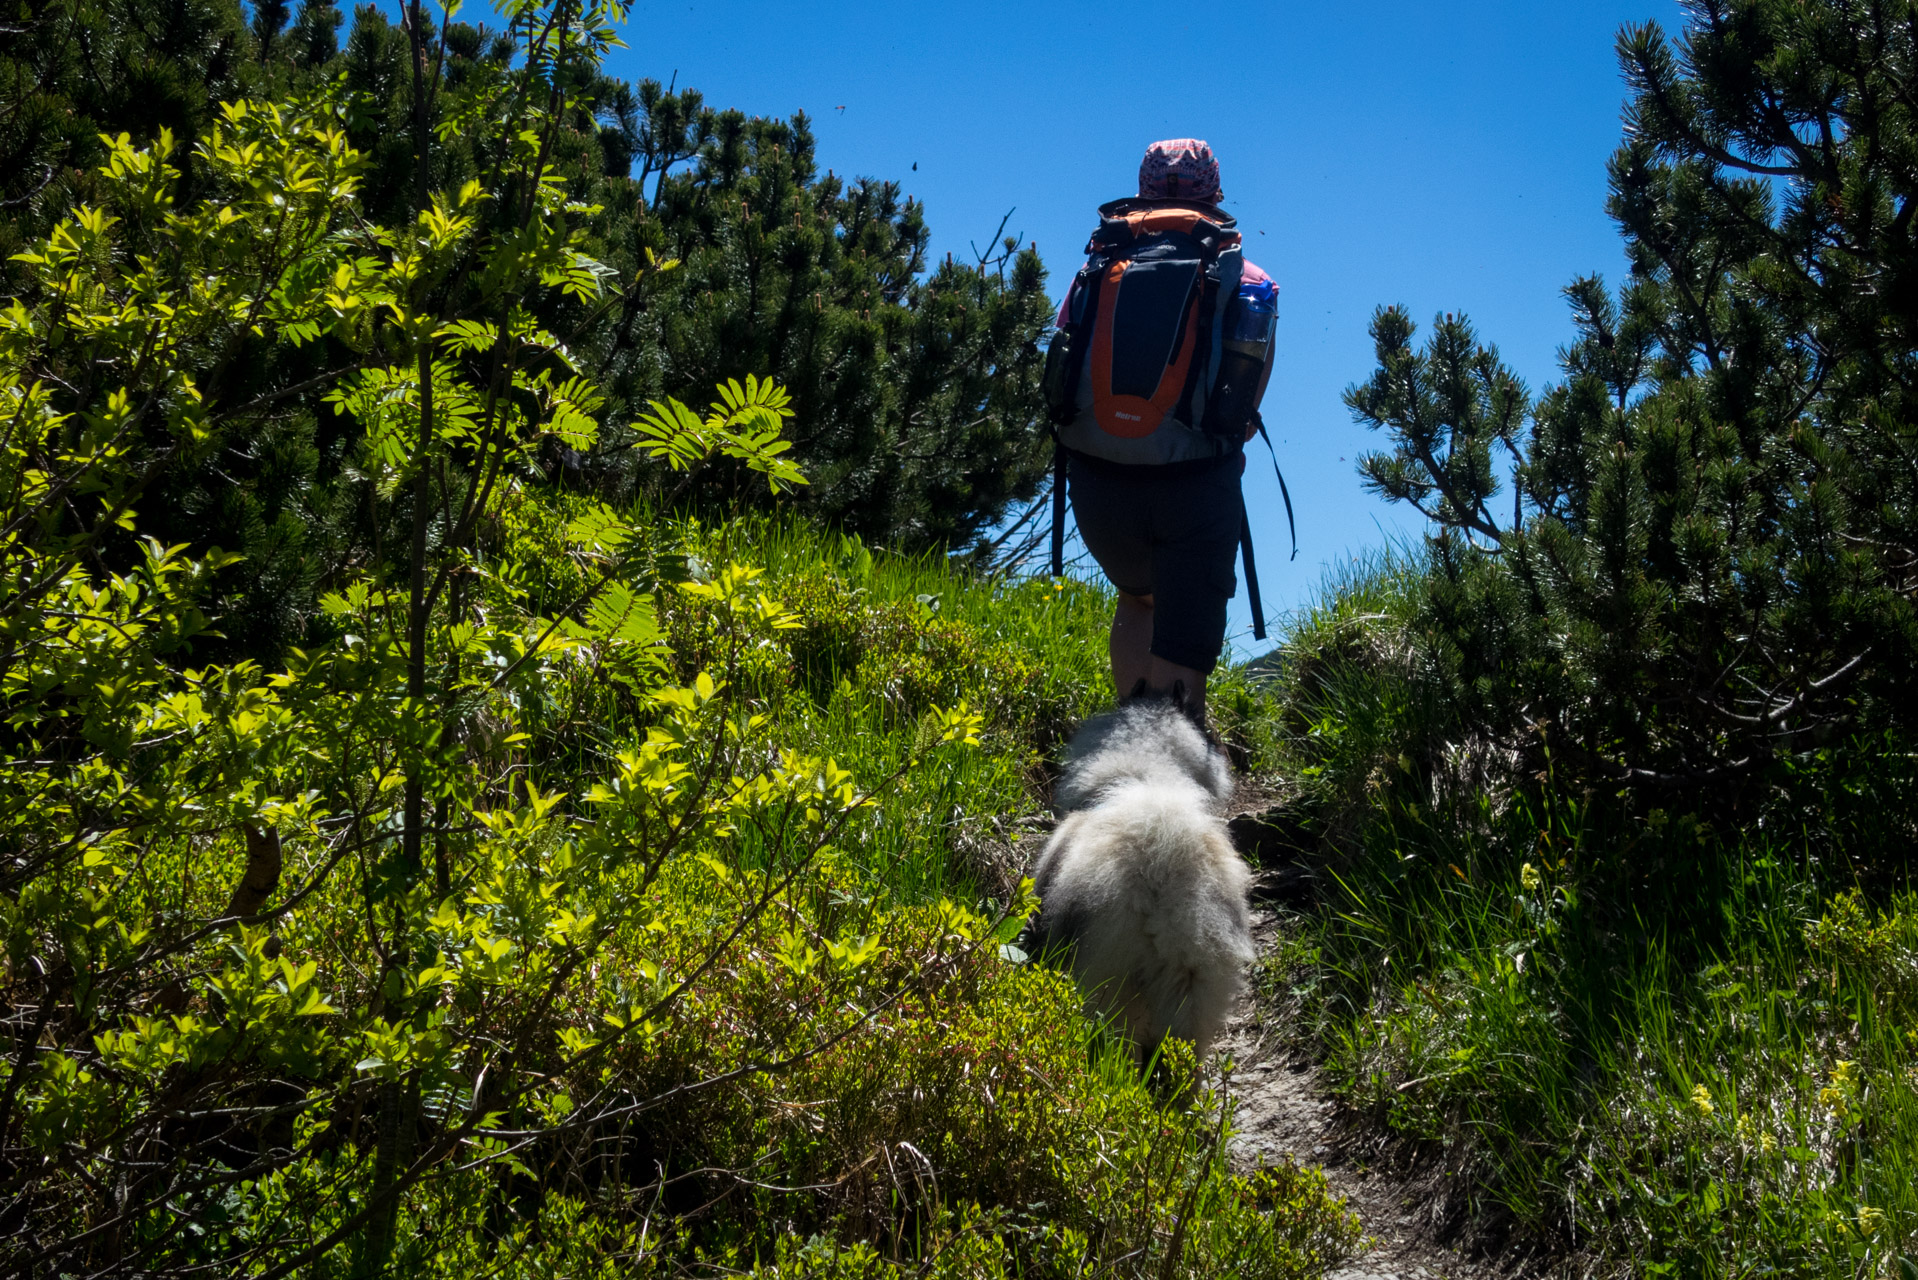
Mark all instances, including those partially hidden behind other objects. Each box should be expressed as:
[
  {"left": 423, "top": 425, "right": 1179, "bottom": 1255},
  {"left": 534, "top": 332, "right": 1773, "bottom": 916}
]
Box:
[{"left": 604, "top": 0, "right": 1688, "bottom": 649}]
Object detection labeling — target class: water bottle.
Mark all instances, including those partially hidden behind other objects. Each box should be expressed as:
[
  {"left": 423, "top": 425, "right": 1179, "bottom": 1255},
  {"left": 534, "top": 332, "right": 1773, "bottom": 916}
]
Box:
[{"left": 1204, "top": 277, "right": 1277, "bottom": 439}]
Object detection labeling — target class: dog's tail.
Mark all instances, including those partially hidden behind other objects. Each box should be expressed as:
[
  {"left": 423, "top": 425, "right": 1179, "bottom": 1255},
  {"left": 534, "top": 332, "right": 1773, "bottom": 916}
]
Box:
[{"left": 1141, "top": 850, "right": 1255, "bottom": 1052}]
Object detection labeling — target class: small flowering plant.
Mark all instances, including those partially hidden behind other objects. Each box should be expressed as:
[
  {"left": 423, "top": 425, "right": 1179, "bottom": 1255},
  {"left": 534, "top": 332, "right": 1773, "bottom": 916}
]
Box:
[
  {"left": 1818, "top": 1059, "right": 1862, "bottom": 1127},
  {"left": 1507, "top": 853, "right": 1574, "bottom": 980}
]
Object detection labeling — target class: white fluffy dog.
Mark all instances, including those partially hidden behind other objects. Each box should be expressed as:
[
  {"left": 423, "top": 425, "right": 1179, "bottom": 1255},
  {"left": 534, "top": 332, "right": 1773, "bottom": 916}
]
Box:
[{"left": 1025, "top": 692, "right": 1254, "bottom": 1059}]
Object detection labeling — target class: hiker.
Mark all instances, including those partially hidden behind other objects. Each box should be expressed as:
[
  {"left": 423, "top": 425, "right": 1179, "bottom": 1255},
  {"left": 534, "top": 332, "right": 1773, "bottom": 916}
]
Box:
[{"left": 1043, "top": 138, "right": 1285, "bottom": 712}]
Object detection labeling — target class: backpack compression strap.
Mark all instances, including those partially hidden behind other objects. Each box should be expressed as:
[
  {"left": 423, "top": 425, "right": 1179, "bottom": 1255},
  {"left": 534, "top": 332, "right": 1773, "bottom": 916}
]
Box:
[{"left": 1048, "top": 255, "right": 1112, "bottom": 578}]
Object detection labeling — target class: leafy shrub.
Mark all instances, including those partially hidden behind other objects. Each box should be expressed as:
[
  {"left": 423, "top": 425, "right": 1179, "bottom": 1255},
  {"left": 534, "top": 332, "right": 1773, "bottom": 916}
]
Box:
[
  {"left": 774, "top": 574, "right": 1050, "bottom": 735},
  {"left": 0, "top": 33, "right": 1361, "bottom": 1277}
]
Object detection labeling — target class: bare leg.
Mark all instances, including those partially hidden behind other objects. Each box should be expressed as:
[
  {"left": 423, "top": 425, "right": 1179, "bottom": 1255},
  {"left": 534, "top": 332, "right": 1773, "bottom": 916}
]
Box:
[{"left": 1110, "top": 591, "right": 1208, "bottom": 709}]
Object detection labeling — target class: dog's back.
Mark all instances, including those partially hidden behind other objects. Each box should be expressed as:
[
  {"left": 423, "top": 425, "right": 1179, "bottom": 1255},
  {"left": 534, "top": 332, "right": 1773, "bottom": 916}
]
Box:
[
  {"left": 1048, "top": 696, "right": 1233, "bottom": 816},
  {"left": 1029, "top": 697, "right": 1253, "bottom": 1057}
]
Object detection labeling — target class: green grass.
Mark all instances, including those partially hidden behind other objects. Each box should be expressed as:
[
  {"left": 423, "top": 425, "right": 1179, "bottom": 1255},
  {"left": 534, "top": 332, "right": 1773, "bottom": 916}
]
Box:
[{"left": 684, "top": 511, "right": 1113, "bottom": 900}]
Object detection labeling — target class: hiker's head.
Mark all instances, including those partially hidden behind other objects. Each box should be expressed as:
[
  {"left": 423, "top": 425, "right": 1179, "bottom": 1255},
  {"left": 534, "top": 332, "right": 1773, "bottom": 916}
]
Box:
[{"left": 1138, "top": 138, "right": 1222, "bottom": 204}]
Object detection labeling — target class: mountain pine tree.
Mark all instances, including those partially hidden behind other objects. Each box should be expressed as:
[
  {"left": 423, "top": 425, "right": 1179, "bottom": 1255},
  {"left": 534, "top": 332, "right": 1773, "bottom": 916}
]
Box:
[
  {"left": 589, "top": 111, "right": 1053, "bottom": 550},
  {"left": 0, "top": 0, "right": 253, "bottom": 268},
  {"left": 1350, "top": 0, "right": 1918, "bottom": 814}
]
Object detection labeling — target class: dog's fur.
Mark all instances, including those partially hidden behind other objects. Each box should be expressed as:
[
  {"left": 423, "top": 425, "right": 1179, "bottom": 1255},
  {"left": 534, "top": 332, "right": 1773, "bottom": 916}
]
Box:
[{"left": 1027, "top": 693, "right": 1254, "bottom": 1058}]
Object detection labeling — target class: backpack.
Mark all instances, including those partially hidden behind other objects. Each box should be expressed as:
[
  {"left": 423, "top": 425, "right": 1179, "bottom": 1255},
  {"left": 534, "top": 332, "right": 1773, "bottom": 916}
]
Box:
[
  {"left": 1041, "top": 198, "right": 1247, "bottom": 464},
  {"left": 1041, "top": 198, "right": 1295, "bottom": 640}
]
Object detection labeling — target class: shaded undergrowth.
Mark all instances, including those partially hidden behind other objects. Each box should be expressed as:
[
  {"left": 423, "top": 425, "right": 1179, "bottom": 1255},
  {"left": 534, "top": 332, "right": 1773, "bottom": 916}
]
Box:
[{"left": 1237, "top": 550, "right": 1918, "bottom": 1278}]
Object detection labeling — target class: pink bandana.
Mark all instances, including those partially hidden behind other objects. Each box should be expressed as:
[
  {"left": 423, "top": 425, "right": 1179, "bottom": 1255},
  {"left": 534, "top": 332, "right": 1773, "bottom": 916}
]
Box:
[{"left": 1138, "top": 138, "right": 1222, "bottom": 203}]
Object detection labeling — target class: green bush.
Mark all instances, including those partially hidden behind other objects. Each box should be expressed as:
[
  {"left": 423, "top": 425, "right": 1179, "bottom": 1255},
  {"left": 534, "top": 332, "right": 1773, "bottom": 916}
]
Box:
[
  {"left": 1241, "top": 7, "right": 1918, "bottom": 1267},
  {"left": 1345, "top": 0, "right": 1918, "bottom": 827}
]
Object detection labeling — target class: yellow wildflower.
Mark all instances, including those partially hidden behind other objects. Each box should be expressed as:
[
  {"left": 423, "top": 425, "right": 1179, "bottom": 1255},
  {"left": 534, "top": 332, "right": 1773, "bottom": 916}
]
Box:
[
  {"left": 1690, "top": 1084, "right": 1715, "bottom": 1118},
  {"left": 1520, "top": 862, "right": 1542, "bottom": 892},
  {"left": 1820, "top": 1060, "right": 1860, "bottom": 1122},
  {"left": 1856, "top": 1205, "right": 1884, "bottom": 1237}
]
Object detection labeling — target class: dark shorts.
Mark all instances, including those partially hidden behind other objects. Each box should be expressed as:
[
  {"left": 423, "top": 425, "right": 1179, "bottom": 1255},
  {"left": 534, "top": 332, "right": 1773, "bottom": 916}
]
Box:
[{"left": 1067, "top": 453, "right": 1242, "bottom": 673}]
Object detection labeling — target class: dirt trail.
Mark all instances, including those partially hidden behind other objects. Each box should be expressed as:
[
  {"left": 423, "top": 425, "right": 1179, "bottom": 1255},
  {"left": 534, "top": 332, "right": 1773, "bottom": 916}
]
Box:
[
  {"left": 1215, "top": 786, "right": 1536, "bottom": 1280},
  {"left": 1215, "top": 907, "right": 1505, "bottom": 1280}
]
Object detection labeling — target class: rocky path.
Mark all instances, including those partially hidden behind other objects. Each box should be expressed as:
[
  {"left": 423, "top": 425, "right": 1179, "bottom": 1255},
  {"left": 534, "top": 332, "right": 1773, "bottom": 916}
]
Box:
[{"left": 1216, "top": 785, "right": 1543, "bottom": 1280}]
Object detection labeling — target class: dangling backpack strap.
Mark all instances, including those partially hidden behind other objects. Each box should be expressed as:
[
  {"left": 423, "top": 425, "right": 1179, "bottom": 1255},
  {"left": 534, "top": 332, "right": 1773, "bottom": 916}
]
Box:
[
  {"left": 1240, "top": 501, "right": 1266, "bottom": 643},
  {"left": 1255, "top": 414, "right": 1298, "bottom": 562},
  {"left": 1050, "top": 443, "right": 1067, "bottom": 577},
  {"left": 1239, "top": 415, "right": 1296, "bottom": 646}
]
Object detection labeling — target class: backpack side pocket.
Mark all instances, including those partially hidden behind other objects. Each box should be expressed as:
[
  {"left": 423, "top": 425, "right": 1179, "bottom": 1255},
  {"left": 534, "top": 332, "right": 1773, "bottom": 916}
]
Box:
[{"left": 1042, "top": 323, "right": 1081, "bottom": 427}]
